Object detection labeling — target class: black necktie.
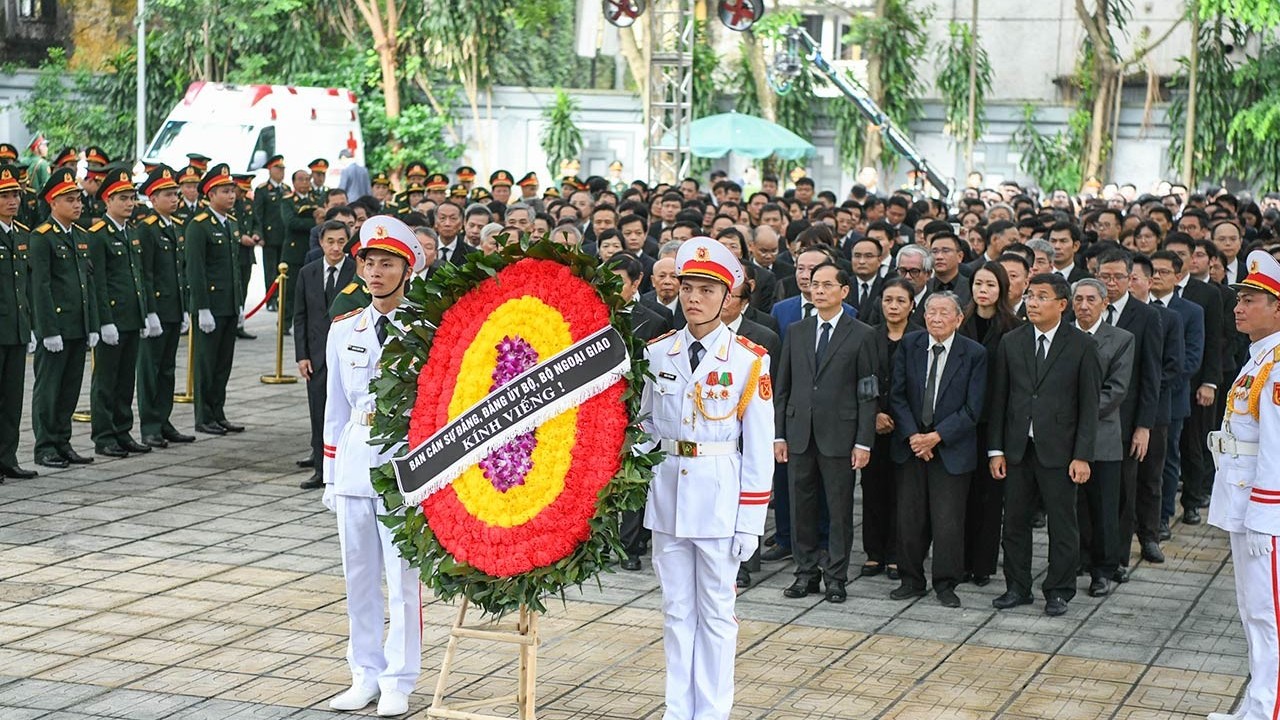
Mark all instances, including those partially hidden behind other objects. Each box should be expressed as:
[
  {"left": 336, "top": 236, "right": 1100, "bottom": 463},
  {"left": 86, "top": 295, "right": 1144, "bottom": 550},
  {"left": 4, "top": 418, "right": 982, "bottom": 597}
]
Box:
[
  {"left": 325, "top": 266, "right": 337, "bottom": 302},
  {"left": 859, "top": 282, "right": 870, "bottom": 307},
  {"left": 803, "top": 302, "right": 814, "bottom": 317},
  {"left": 1035, "top": 334, "right": 1048, "bottom": 372},
  {"left": 1105, "top": 305, "right": 1116, "bottom": 325},
  {"left": 376, "top": 315, "right": 390, "bottom": 345},
  {"left": 1150, "top": 298, "right": 1164, "bottom": 307},
  {"left": 816, "top": 321, "right": 832, "bottom": 365},
  {"left": 1174, "top": 285, "right": 1183, "bottom": 298},
  {"left": 922, "top": 343, "right": 944, "bottom": 427},
  {"left": 688, "top": 341, "right": 704, "bottom": 372}
]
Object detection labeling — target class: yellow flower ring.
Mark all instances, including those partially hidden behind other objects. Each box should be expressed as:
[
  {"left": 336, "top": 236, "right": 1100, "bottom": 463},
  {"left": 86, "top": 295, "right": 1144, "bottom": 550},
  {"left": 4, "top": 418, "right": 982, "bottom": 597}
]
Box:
[{"left": 411, "top": 259, "right": 629, "bottom": 577}]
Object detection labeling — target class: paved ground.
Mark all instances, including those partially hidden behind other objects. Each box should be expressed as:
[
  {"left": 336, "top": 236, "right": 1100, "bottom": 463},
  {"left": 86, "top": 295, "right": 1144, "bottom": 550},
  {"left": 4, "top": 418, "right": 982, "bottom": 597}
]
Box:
[{"left": 0, "top": 309, "right": 1251, "bottom": 719}]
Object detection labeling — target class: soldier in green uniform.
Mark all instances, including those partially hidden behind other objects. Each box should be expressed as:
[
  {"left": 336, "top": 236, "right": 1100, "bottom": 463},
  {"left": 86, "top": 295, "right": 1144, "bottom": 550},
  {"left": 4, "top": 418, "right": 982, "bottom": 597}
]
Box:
[
  {"left": 86, "top": 165, "right": 153, "bottom": 458},
  {"left": 16, "top": 163, "right": 39, "bottom": 228},
  {"left": 490, "top": 169, "right": 514, "bottom": 206},
  {"left": 0, "top": 165, "right": 36, "bottom": 480},
  {"left": 328, "top": 242, "right": 370, "bottom": 319},
  {"left": 395, "top": 183, "right": 425, "bottom": 218},
  {"left": 448, "top": 183, "right": 468, "bottom": 208},
  {"left": 308, "top": 158, "right": 329, "bottom": 202},
  {"left": 174, "top": 166, "right": 204, "bottom": 222},
  {"left": 370, "top": 172, "right": 394, "bottom": 213},
  {"left": 403, "top": 160, "right": 428, "bottom": 188},
  {"left": 29, "top": 167, "right": 98, "bottom": 468},
  {"left": 282, "top": 169, "right": 317, "bottom": 324},
  {"left": 424, "top": 173, "right": 449, "bottom": 206},
  {"left": 0, "top": 143, "right": 17, "bottom": 163},
  {"left": 186, "top": 164, "right": 245, "bottom": 435},
  {"left": 25, "top": 134, "right": 50, "bottom": 195},
  {"left": 232, "top": 174, "right": 258, "bottom": 339},
  {"left": 51, "top": 147, "right": 78, "bottom": 170},
  {"left": 456, "top": 165, "right": 476, "bottom": 191},
  {"left": 80, "top": 148, "right": 110, "bottom": 228},
  {"left": 254, "top": 155, "right": 288, "bottom": 311},
  {"left": 135, "top": 166, "right": 195, "bottom": 449},
  {"left": 186, "top": 153, "right": 211, "bottom": 174}
]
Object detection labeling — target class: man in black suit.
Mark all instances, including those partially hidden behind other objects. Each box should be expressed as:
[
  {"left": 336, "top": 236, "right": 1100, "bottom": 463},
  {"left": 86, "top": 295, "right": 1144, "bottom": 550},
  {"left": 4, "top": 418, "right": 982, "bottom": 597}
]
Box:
[
  {"left": 432, "top": 201, "right": 473, "bottom": 265},
  {"left": 1048, "top": 222, "right": 1091, "bottom": 283},
  {"left": 888, "top": 292, "right": 986, "bottom": 608},
  {"left": 925, "top": 233, "right": 972, "bottom": 308},
  {"left": 989, "top": 273, "right": 1101, "bottom": 617},
  {"left": 1164, "top": 233, "right": 1223, "bottom": 524},
  {"left": 848, "top": 237, "right": 887, "bottom": 321},
  {"left": 774, "top": 263, "right": 877, "bottom": 604},
  {"left": 749, "top": 225, "right": 795, "bottom": 301},
  {"left": 610, "top": 253, "right": 671, "bottom": 571},
  {"left": 293, "top": 220, "right": 356, "bottom": 489},
  {"left": 641, "top": 257, "right": 685, "bottom": 329}
]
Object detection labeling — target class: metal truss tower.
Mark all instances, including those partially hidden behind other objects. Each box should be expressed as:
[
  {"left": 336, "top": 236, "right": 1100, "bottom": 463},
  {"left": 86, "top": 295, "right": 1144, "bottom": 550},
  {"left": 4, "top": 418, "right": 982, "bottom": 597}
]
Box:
[{"left": 646, "top": 0, "right": 692, "bottom": 185}]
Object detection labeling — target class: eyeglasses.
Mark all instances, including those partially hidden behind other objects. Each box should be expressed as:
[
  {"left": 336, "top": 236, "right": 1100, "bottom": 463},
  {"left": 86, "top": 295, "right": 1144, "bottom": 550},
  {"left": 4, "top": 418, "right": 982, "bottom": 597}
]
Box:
[
  {"left": 1096, "top": 273, "right": 1128, "bottom": 282},
  {"left": 898, "top": 267, "right": 927, "bottom": 277},
  {"left": 1152, "top": 268, "right": 1176, "bottom": 276},
  {"left": 809, "top": 281, "right": 844, "bottom": 291}
]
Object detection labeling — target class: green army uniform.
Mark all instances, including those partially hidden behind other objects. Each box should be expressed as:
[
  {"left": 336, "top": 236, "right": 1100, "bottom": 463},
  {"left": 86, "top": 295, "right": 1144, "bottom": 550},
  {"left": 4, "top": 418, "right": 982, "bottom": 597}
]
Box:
[
  {"left": 233, "top": 189, "right": 257, "bottom": 300},
  {"left": 29, "top": 210, "right": 98, "bottom": 462},
  {"left": 80, "top": 189, "right": 106, "bottom": 227},
  {"left": 173, "top": 166, "right": 205, "bottom": 225},
  {"left": 136, "top": 206, "right": 188, "bottom": 443},
  {"left": 252, "top": 175, "right": 288, "bottom": 305},
  {"left": 328, "top": 276, "right": 370, "bottom": 319},
  {"left": 0, "top": 211, "right": 32, "bottom": 475},
  {"left": 185, "top": 167, "right": 244, "bottom": 429},
  {"left": 281, "top": 191, "right": 317, "bottom": 322},
  {"left": 86, "top": 208, "right": 149, "bottom": 453}
]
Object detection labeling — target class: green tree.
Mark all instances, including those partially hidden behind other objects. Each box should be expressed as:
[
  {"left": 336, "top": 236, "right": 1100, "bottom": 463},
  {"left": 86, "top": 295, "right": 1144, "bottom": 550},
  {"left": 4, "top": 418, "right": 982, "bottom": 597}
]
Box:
[
  {"left": 13, "top": 49, "right": 122, "bottom": 158},
  {"left": 845, "top": 0, "right": 930, "bottom": 168},
  {"left": 935, "top": 21, "right": 992, "bottom": 147},
  {"left": 540, "top": 90, "right": 583, "bottom": 180},
  {"left": 1012, "top": 104, "right": 1086, "bottom": 193}
]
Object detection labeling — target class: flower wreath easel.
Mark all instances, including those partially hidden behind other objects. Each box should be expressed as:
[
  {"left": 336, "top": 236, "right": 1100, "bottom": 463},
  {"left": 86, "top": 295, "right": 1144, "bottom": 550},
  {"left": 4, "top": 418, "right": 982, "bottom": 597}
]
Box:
[{"left": 371, "top": 237, "right": 659, "bottom": 720}]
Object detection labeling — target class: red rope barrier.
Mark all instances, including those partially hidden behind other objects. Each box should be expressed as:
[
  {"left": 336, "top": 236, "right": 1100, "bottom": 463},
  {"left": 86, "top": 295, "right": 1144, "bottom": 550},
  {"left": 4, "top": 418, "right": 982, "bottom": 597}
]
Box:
[{"left": 243, "top": 279, "right": 279, "bottom": 320}]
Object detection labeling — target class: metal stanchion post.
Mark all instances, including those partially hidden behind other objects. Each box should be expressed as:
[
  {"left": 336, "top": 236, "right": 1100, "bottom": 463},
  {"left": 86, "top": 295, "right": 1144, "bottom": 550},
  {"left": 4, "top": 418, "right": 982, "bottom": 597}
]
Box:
[
  {"left": 261, "top": 263, "right": 297, "bottom": 385},
  {"left": 174, "top": 323, "right": 195, "bottom": 404}
]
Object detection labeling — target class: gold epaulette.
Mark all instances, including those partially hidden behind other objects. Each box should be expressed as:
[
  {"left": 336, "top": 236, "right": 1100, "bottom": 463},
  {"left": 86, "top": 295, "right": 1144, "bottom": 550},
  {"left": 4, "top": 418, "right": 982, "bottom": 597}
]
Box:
[
  {"left": 72, "top": 223, "right": 86, "bottom": 232},
  {"left": 339, "top": 281, "right": 361, "bottom": 295},
  {"left": 33, "top": 223, "right": 50, "bottom": 234},
  {"left": 333, "top": 308, "right": 362, "bottom": 323},
  {"left": 648, "top": 329, "right": 677, "bottom": 345},
  {"left": 142, "top": 215, "right": 157, "bottom": 225},
  {"left": 735, "top": 334, "right": 768, "bottom": 358},
  {"left": 193, "top": 212, "right": 209, "bottom": 222},
  {"left": 88, "top": 220, "right": 106, "bottom": 232},
  {"left": 227, "top": 212, "right": 237, "bottom": 222},
  {"left": 172, "top": 217, "right": 184, "bottom": 226},
  {"left": 13, "top": 220, "right": 27, "bottom": 231}
]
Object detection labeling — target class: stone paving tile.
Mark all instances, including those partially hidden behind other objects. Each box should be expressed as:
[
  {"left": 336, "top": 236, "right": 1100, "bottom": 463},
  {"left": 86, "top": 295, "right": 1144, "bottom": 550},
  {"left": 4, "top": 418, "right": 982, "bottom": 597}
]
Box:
[{"left": 0, "top": 322, "right": 1260, "bottom": 718}]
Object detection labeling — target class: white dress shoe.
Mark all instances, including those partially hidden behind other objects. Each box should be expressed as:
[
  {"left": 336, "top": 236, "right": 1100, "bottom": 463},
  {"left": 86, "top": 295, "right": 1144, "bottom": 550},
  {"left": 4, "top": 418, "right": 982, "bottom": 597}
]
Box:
[
  {"left": 329, "top": 685, "right": 379, "bottom": 711},
  {"left": 377, "top": 690, "right": 410, "bottom": 717}
]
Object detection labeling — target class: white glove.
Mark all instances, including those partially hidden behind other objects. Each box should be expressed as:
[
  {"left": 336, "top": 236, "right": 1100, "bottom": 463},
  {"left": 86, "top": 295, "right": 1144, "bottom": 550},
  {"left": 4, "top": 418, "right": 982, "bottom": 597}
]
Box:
[
  {"left": 100, "top": 323, "right": 119, "bottom": 346},
  {"left": 145, "top": 313, "right": 162, "bottom": 338},
  {"left": 731, "top": 532, "right": 759, "bottom": 563},
  {"left": 198, "top": 308, "right": 215, "bottom": 334},
  {"left": 41, "top": 334, "right": 64, "bottom": 353},
  {"left": 88, "top": 332, "right": 99, "bottom": 348},
  {"left": 322, "top": 484, "right": 336, "bottom": 512},
  {"left": 1248, "top": 530, "right": 1274, "bottom": 557},
  {"left": 180, "top": 313, "right": 190, "bottom": 334},
  {"left": 27, "top": 332, "right": 36, "bottom": 353}
]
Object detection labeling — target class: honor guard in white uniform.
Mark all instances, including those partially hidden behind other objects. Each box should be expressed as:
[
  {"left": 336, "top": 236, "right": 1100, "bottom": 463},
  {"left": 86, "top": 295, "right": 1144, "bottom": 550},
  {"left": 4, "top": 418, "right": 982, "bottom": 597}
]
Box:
[
  {"left": 322, "top": 215, "right": 427, "bottom": 718},
  {"left": 640, "top": 237, "right": 773, "bottom": 720},
  {"left": 1207, "top": 249, "right": 1280, "bottom": 720}
]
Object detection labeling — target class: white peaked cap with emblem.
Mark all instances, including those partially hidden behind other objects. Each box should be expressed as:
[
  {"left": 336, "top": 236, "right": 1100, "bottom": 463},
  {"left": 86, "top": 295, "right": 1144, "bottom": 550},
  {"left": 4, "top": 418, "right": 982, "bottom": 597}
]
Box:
[
  {"left": 675, "top": 236, "right": 744, "bottom": 289},
  {"left": 359, "top": 214, "right": 427, "bottom": 274},
  {"left": 1232, "top": 249, "right": 1280, "bottom": 300}
]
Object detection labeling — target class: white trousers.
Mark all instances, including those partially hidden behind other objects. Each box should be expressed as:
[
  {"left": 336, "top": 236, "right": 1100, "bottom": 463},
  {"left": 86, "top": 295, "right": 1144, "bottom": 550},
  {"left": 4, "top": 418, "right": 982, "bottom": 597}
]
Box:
[
  {"left": 1229, "top": 530, "right": 1280, "bottom": 719},
  {"left": 651, "top": 531, "right": 738, "bottom": 720},
  {"left": 336, "top": 495, "right": 423, "bottom": 695}
]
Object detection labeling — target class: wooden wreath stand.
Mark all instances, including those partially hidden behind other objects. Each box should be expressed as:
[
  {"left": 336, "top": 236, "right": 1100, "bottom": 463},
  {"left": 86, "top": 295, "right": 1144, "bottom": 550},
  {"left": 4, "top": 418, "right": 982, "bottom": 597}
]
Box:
[{"left": 428, "top": 598, "right": 541, "bottom": 720}]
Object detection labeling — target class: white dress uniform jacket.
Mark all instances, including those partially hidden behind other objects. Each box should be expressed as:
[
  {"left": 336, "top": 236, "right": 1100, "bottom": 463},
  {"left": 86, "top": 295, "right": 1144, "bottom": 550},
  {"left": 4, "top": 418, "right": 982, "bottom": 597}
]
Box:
[{"left": 322, "top": 304, "right": 422, "bottom": 697}]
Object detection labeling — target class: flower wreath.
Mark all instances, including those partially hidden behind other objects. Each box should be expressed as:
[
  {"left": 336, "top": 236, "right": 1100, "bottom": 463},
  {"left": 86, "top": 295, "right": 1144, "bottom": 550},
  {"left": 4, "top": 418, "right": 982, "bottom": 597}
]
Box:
[{"left": 371, "top": 237, "right": 660, "bottom": 615}]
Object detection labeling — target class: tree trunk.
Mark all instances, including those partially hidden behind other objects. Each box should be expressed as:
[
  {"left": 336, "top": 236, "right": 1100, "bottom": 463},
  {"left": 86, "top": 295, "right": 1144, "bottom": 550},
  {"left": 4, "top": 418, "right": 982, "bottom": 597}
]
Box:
[
  {"left": 861, "top": 0, "right": 888, "bottom": 171},
  {"left": 1182, "top": 4, "right": 1199, "bottom": 187},
  {"left": 619, "top": 25, "right": 647, "bottom": 104},
  {"left": 1084, "top": 64, "right": 1115, "bottom": 182},
  {"left": 965, "top": 0, "right": 978, "bottom": 175},
  {"left": 744, "top": 31, "right": 775, "bottom": 122}
]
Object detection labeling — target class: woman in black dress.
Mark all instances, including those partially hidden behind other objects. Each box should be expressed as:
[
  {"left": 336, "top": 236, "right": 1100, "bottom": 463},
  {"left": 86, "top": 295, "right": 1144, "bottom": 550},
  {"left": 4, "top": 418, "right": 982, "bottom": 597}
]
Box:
[{"left": 958, "top": 261, "right": 1022, "bottom": 585}]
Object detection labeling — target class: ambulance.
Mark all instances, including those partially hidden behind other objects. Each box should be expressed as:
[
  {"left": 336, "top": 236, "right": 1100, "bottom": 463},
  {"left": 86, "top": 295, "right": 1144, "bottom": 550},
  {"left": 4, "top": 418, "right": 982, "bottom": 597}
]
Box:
[{"left": 141, "top": 82, "right": 364, "bottom": 180}]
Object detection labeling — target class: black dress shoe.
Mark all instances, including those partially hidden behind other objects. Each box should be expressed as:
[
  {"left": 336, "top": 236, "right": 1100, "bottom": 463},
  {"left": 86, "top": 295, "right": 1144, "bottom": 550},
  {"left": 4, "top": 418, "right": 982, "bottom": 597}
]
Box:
[
  {"left": 760, "top": 544, "right": 792, "bottom": 562},
  {"left": 0, "top": 463, "right": 37, "bottom": 479},
  {"left": 296, "top": 457, "right": 315, "bottom": 469},
  {"left": 992, "top": 591, "right": 1033, "bottom": 610},
  {"left": 95, "top": 444, "right": 128, "bottom": 458},
  {"left": 195, "top": 422, "right": 227, "bottom": 435},
  {"left": 1044, "top": 597, "right": 1069, "bottom": 616},
  {"left": 299, "top": 474, "right": 324, "bottom": 490},
  {"left": 1182, "top": 507, "right": 1202, "bottom": 525},
  {"left": 1158, "top": 520, "right": 1172, "bottom": 541},
  {"left": 622, "top": 557, "right": 641, "bottom": 571},
  {"left": 1032, "top": 511, "right": 1047, "bottom": 529},
  {"left": 1112, "top": 567, "right": 1130, "bottom": 583},
  {"left": 1141, "top": 541, "right": 1165, "bottom": 563},
  {"left": 860, "top": 563, "right": 884, "bottom": 577},
  {"left": 117, "top": 437, "right": 151, "bottom": 453},
  {"left": 1088, "top": 578, "right": 1111, "bottom": 597},
  {"left": 142, "top": 435, "right": 169, "bottom": 449},
  {"left": 783, "top": 577, "right": 821, "bottom": 598},
  {"left": 971, "top": 575, "right": 991, "bottom": 587},
  {"left": 889, "top": 585, "right": 928, "bottom": 601},
  {"left": 162, "top": 428, "right": 195, "bottom": 443},
  {"left": 886, "top": 565, "right": 901, "bottom": 581},
  {"left": 59, "top": 447, "right": 93, "bottom": 464},
  {"left": 937, "top": 588, "right": 961, "bottom": 608},
  {"left": 737, "top": 567, "right": 751, "bottom": 588},
  {"left": 266, "top": 300, "right": 278, "bottom": 312},
  {"left": 763, "top": 533, "right": 776, "bottom": 547},
  {"left": 217, "top": 420, "right": 245, "bottom": 433},
  {"left": 236, "top": 328, "right": 256, "bottom": 340},
  {"left": 825, "top": 580, "right": 847, "bottom": 604},
  {"left": 36, "top": 454, "right": 68, "bottom": 469}
]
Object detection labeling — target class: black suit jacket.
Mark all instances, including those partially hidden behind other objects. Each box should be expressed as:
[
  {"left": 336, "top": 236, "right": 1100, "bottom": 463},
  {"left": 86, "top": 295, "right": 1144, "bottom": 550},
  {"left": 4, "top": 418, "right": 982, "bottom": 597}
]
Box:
[
  {"left": 438, "top": 240, "right": 475, "bottom": 266},
  {"left": 988, "top": 322, "right": 1102, "bottom": 467},
  {"left": 641, "top": 291, "right": 685, "bottom": 329},
  {"left": 293, "top": 257, "right": 356, "bottom": 371},
  {"left": 743, "top": 305, "right": 779, "bottom": 334},
  {"left": 750, "top": 264, "right": 777, "bottom": 313},
  {"left": 1179, "top": 277, "right": 1224, "bottom": 387},
  {"left": 774, "top": 314, "right": 878, "bottom": 455},
  {"left": 958, "top": 311, "right": 1022, "bottom": 423},
  {"left": 626, "top": 301, "right": 670, "bottom": 343},
  {"left": 889, "top": 331, "right": 987, "bottom": 474},
  {"left": 872, "top": 321, "right": 924, "bottom": 414},
  {"left": 848, "top": 273, "right": 887, "bottom": 318},
  {"left": 1114, "top": 296, "right": 1163, "bottom": 434}
]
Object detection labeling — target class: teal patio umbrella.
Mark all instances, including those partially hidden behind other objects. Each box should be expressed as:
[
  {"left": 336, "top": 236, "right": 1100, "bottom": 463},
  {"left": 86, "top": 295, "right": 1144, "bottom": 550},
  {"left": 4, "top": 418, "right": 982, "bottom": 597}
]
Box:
[{"left": 688, "top": 111, "right": 816, "bottom": 160}]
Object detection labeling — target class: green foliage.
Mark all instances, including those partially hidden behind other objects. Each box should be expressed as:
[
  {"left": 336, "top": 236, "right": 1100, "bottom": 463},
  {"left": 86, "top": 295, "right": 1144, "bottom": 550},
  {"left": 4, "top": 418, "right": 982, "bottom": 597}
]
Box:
[
  {"left": 364, "top": 99, "right": 465, "bottom": 175},
  {"left": 540, "top": 90, "right": 583, "bottom": 179},
  {"left": 417, "top": 0, "right": 510, "bottom": 91},
  {"left": 1198, "top": 0, "right": 1280, "bottom": 27},
  {"left": 691, "top": 21, "right": 720, "bottom": 121},
  {"left": 1166, "top": 16, "right": 1244, "bottom": 185},
  {"left": 490, "top": 0, "right": 614, "bottom": 89},
  {"left": 829, "top": 71, "right": 866, "bottom": 172},
  {"left": 1012, "top": 104, "right": 1085, "bottom": 193},
  {"left": 1226, "top": 42, "right": 1280, "bottom": 190},
  {"left": 370, "top": 238, "right": 658, "bottom": 616},
  {"left": 730, "top": 43, "right": 762, "bottom": 117},
  {"left": 11, "top": 49, "right": 124, "bottom": 158},
  {"left": 845, "top": 0, "right": 931, "bottom": 165},
  {"left": 935, "top": 21, "right": 993, "bottom": 144}
]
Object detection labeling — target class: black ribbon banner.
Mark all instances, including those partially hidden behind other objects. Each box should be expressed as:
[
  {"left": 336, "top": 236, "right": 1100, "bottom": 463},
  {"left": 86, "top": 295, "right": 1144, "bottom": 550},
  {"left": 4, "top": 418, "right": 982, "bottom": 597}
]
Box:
[{"left": 393, "top": 325, "right": 629, "bottom": 503}]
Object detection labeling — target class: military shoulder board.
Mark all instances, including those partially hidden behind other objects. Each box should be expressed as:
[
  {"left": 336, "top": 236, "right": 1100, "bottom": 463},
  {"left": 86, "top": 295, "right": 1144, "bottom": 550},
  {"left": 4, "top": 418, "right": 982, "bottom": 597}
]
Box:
[
  {"left": 227, "top": 212, "right": 237, "bottom": 222},
  {"left": 647, "top": 329, "right": 677, "bottom": 346},
  {"left": 193, "top": 212, "right": 209, "bottom": 222},
  {"left": 735, "top": 334, "right": 768, "bottom": 358},
  {"left": 13, "top": 220, "right": 27, "bottom": 232},
  {"left": 333, "top": 308, "right": 362, "bottom": 323},
  {"left": 172, "top": 217, "right": 184, "bottom": 226},
  {"left": 33, "top": 223, "right": 51, "bottom": 234},
  {"left": 142, "top": 215, "right": 158, "bottom": 225},
  {"left": 88, "top": 220, "right": 106, "bottom": 232},
  {"left": 339, "top": 282, "right": 361, "bottom": 295}
]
